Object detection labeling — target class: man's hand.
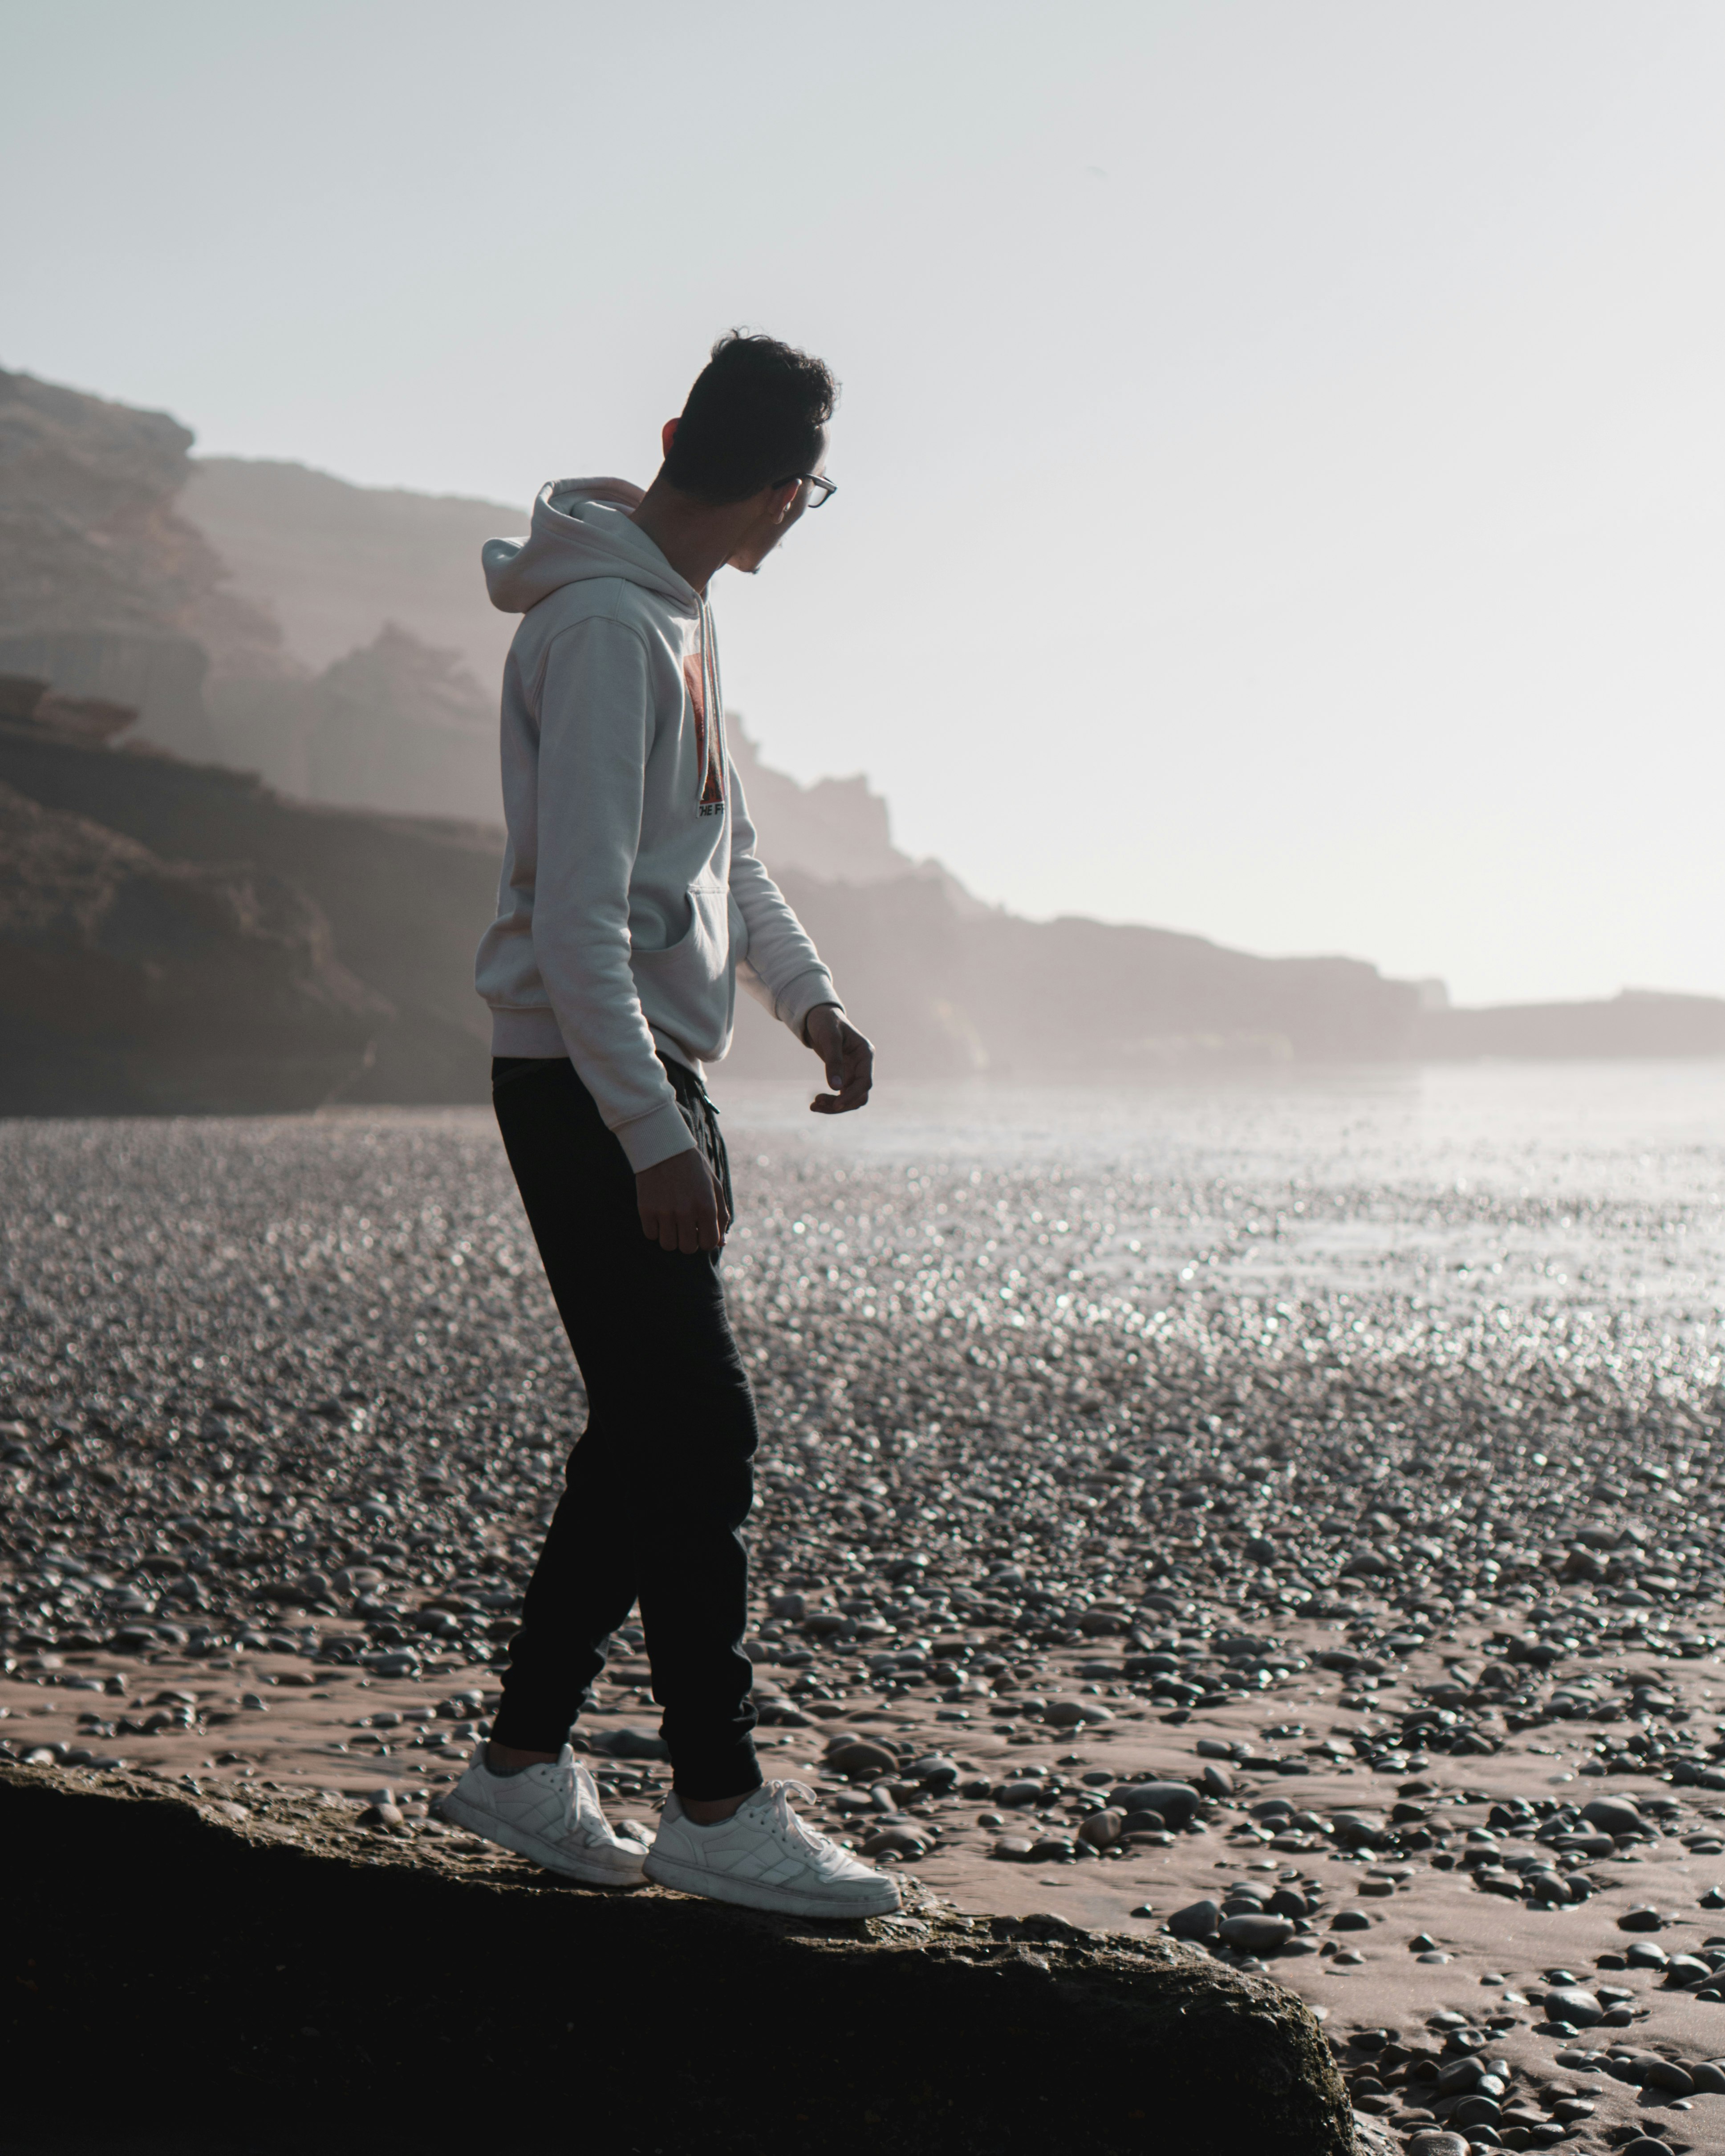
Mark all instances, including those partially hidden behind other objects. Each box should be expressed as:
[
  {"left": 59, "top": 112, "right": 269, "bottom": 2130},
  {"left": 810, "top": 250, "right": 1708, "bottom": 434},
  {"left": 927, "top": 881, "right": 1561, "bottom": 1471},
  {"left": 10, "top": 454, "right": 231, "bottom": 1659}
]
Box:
[
  {"left": 805, "top": 1004, "right": 873, "bottom": 1115},
  {"left": 636, "top": 1147, "right": 730, "bottom": 1252}
]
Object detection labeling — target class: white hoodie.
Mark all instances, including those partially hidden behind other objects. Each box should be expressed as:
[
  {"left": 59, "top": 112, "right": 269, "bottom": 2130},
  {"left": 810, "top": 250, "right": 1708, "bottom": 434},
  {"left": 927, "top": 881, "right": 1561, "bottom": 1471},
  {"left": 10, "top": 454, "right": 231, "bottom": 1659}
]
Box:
[{"left": 473, "top": 477, "right": 840, "bottom": 1172}]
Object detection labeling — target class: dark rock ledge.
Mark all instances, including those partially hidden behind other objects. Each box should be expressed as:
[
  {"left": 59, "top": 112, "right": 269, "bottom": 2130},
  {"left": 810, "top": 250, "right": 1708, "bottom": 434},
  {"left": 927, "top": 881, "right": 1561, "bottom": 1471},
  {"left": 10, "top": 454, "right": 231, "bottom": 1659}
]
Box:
[{"left": 3, "top": 1759, "right": 1352, "bottom": 2155}]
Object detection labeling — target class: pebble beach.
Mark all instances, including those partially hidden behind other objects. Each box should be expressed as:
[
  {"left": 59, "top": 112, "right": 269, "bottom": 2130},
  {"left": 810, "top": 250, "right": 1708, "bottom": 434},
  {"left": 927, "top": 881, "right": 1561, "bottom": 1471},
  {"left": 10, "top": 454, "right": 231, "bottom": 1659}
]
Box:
[{"left": 4, "top": 1063, "right": 1724, "bottom": 2155}]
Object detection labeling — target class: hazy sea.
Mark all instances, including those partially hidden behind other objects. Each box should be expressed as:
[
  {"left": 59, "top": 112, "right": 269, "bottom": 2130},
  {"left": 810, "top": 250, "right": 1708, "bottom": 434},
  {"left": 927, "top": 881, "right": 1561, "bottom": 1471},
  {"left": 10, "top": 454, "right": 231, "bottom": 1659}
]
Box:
[{"left": 714, "top": 1060, "right": 1725, "bottom": 1333}]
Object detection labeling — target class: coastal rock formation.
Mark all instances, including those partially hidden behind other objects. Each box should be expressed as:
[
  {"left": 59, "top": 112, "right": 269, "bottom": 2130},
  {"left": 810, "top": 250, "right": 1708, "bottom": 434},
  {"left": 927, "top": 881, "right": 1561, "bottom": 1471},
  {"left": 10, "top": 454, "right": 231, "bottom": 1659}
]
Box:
[
  {"left": 726, "top": 869, "right": 1425, "bottom": 1078},
  {"left": 725, "top": 725, "right": 929, "bottom": 888},
  {"left": 1416, "top": 991, "right": 1725, "bottom": 1061},
  {"left": 182, "top": 452, "right": 527, "bottom": 689},
  {"left": 0, "top": 624, "right": 218, "bottom": 761},
  {"left": 1, "top": 373, "right": 506, "bottom": 823},
  {"left": 210, "top": 624, "right": 499, "bottom": 821},
  {"left": 184, "top": 453, "right": 945, "bottom": 863},
  {"left": 0, "top": 711, "right": 498, "bottom": 1110},
  {"left": 306, "top": 624, "right": 497, "bottom": 819},
  {"left": 0, "top": 678, "right": 1437, "bottom": 1111},
  {"left": 0, "top": 367, "right": 291, "bottom": 760},
  {"left": 0, "top": 1759, "right": 1350, "bottom": 2155},
  {"left": 0, "top": 672, "right": 139, "bottom": 743},
  {"left": 8, "top": 365, "right": 1721, "bottom": 1106},
  {"left": 0, "top": 780, "right": 382, "bottom": 1114},
  {"left": 180, "top": 450, "right": 979, "bottom": 883},
  {"left": 4, "top": 695, "right": 1720, "bottom": 1110}
]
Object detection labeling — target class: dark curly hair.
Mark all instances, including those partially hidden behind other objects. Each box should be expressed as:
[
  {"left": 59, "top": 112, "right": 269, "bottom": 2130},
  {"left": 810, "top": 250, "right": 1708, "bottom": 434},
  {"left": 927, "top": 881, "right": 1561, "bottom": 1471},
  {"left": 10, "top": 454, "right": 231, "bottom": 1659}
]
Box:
[{"left": 663, "top": 330, "right": 839, "bottom": 504}]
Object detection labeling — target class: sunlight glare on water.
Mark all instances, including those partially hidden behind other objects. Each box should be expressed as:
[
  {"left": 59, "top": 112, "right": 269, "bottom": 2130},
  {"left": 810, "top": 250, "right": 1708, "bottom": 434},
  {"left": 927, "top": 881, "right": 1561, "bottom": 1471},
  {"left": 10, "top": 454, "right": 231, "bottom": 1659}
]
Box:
[{"left": 714, "top": 1062, "right": 1725, "bottom": 1322}]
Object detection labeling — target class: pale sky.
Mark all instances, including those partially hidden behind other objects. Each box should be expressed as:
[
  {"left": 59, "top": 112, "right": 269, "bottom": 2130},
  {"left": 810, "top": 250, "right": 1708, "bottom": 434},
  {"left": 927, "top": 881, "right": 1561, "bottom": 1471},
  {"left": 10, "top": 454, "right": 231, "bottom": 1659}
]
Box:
[{"left": 6, "top": 0, "right": 1725, "bottom": 1007}]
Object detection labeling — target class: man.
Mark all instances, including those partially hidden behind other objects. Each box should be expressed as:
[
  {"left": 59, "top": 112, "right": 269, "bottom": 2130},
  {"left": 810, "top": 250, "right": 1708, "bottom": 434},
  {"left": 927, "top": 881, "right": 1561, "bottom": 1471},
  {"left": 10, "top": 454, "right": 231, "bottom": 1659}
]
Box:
[{"left": 445, "top": 333, "right": 897, "bottom": 1918}]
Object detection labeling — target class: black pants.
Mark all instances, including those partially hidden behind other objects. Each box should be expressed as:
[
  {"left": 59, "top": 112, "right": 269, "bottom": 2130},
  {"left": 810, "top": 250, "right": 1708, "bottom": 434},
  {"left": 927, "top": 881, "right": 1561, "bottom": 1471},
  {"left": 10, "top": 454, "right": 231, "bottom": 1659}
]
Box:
[{"left": 487, "top": 1053, "right": 762, "bottom": 1800}]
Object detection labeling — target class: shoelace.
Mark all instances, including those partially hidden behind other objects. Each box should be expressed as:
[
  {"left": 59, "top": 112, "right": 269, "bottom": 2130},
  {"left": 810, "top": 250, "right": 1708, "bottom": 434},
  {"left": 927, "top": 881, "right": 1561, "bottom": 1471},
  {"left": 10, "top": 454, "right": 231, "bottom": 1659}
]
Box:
[
  {"left": 549, "top": 1754, "right": 582, "bottom": 1829},
  {"left": 756, "top": 1779, "right": 834, "bottom": 1856},
  {"left": 552, "top": 1756, "right": 634, "bottom": 1848}
]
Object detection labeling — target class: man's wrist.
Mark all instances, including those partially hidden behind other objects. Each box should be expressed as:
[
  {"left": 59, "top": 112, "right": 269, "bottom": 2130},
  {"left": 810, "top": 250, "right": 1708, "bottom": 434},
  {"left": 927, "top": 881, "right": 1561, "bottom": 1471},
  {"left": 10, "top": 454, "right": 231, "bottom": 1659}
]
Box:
[
  {"left": 801, "top": 1000, "right": 844, "bottom": 1046},
  {"left": 617, "top": 1100, "right": 700, "bottom": 1174}
]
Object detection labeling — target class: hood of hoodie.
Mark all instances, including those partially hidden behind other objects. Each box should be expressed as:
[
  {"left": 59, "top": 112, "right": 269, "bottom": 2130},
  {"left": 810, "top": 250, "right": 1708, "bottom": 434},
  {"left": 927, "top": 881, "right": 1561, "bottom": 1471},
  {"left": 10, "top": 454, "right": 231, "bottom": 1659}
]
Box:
[{"left": 482, "top": 477, "right": 698, "bottom": 617}]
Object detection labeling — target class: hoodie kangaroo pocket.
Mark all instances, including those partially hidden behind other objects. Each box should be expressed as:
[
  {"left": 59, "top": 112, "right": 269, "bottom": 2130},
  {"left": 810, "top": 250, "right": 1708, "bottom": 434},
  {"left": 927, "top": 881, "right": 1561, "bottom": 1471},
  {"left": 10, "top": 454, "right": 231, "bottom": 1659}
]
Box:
[{"left": 629, "top": 885, "right": 731, "bottom": 1009}]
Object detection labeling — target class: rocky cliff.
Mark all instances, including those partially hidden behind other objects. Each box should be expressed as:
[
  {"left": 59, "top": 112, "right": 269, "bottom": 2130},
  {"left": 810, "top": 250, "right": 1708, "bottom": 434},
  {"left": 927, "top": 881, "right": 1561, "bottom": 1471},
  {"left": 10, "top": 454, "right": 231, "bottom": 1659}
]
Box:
[
  {"left": 724, "top": 869, "right": 1423, "bottom": 1079},
  {"left": 210, "top": 623, "right": 499, "bottom": 822},
  {"left": 183, "top": 452, "right": 933, "bottom": 875},
  {"left": 1414, "top": 989, "right": 1725, "bottom": 1060},
  {"left": 0, "top": 706, "right": 1437, "bottom": 1113},
  {"left": 0, "top": 710, "right": 499, "bottom": 1113},
  {"left": 0, "top": 775, "right": 383, "bottom": 1114},
  {"left": 182, "top": 454, "right": 525, "bottom": 690},
  {"left": 0, "top": 375, "right": 512, "bottom": 825},
  {"left": 0, "top": 367, "right": 291, "bottom": 762}
]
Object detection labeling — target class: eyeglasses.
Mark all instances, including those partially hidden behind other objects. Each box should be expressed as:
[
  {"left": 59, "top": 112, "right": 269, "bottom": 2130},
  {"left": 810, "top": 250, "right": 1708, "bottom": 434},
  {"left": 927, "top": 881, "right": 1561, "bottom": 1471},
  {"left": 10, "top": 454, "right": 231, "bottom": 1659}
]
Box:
[{"left": 785, "top": 473, "right": 836, "bottom": 509}]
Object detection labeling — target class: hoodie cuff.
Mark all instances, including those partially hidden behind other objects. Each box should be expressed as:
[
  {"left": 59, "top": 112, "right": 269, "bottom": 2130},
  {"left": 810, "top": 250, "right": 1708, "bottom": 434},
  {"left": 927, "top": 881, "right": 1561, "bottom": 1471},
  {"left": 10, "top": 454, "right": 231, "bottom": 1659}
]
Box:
[
  {"left": 613, "top": 1100, "right": 698, "bottom": 1174},
  {"left": 777, "top": 968, "right": 842, "bottom": 1041}
]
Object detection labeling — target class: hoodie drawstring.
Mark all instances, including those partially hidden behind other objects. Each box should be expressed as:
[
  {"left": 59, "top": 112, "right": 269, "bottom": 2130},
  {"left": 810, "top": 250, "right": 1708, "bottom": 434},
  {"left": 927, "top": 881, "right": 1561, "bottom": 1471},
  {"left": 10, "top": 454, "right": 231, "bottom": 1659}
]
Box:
[{"left": 697, "top": 593, "right": 727, "bottom": 811}]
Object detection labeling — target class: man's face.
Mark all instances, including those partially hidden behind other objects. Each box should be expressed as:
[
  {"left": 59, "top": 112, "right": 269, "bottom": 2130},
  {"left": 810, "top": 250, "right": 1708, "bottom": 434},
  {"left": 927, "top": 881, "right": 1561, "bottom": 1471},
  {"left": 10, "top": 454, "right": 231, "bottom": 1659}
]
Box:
[{"left": 727, "top": 429, "right": 828, "bottom": 575}]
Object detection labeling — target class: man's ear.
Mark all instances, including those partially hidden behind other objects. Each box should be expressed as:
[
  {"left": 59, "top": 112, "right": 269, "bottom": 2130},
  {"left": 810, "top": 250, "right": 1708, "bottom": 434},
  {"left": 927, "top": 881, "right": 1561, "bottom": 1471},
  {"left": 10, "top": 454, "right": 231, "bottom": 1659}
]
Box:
[
  {"left": 661, "top": 417, "right": 678, "bottom": 458},
  {"left": 768, "top": 479, "right": 801, "bottom": 524}
]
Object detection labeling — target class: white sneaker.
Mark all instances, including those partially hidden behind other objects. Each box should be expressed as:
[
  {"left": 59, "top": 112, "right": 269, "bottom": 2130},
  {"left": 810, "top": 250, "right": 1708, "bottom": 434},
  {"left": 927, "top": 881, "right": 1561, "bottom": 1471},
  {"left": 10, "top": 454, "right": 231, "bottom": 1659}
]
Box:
[
  {"left": 440, "top": 1744, "right": 650, "bottom": 1886},
  {"left": 643, "top": 1779, "right": 902, "bottom": 1919}
]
